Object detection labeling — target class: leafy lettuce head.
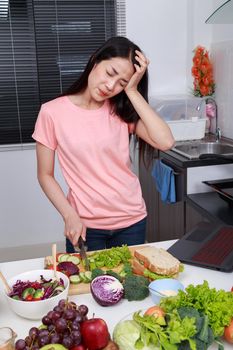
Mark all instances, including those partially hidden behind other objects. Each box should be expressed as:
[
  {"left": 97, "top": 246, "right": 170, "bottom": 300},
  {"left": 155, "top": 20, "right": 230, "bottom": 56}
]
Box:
[{"left": 113, "top": 320, "right": 156, "bottom": 350}]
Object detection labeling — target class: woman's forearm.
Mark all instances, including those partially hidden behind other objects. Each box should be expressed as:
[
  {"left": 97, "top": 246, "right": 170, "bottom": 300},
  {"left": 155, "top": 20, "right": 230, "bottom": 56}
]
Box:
[
  {"left": 126, "top": 90, "right": 175, "bottom": 150},
  {"left": 38, "top": 173, "right": 77, "bottom": 221}
]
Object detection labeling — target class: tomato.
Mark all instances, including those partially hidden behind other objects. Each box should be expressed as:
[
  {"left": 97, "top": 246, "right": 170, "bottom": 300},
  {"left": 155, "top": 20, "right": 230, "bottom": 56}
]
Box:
[
  {"left": 30, "top": 282, "right": 41, "bottom": 289},
  {"left": 224, "top": 319, "right": 233, "bottom": 344},
  {"left": 25, "top": 295, "right": 33, "bottom": 301},
  {"left": 144, "top": 306, "right": 165, "bottom": 318},
  {"left": 231, "top": 286, "right": 233, "bottom": 292}
]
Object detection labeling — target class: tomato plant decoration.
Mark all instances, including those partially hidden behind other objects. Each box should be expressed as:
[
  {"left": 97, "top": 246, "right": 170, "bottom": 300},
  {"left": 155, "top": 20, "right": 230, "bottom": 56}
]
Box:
[{"left": 191, "top": 45, "right": 215, "bottom": 97}]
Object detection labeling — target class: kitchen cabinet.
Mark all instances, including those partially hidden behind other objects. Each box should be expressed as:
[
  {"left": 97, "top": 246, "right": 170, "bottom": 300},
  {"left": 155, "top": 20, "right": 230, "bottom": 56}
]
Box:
[
  {"left": 139, "top": 155, "right": 204, "bottom": 243},
  {"left": 139, "top": 136, "right": 233, "bottom": 243}
]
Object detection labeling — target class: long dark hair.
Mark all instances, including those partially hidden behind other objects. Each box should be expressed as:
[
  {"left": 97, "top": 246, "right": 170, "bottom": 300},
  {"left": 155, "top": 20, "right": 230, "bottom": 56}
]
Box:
[{"left": 63, "top": 36, "right": 155, "bottom": 166}]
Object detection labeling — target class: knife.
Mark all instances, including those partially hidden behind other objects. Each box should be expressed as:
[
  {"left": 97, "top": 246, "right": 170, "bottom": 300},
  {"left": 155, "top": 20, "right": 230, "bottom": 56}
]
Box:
[{"left": 75, "top": 236, "right": 90, "bottom": 271}]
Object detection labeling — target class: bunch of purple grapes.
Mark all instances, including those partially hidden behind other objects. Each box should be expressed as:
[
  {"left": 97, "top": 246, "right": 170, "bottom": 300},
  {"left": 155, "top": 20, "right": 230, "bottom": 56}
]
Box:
[{"left": 15, "top": 299, "right": 88, "bottom": 350}]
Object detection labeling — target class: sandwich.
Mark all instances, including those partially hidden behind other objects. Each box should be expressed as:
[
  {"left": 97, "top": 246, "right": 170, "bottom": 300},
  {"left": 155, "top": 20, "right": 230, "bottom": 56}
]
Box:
[{"left": 132, "top": 246, "right": 183, "bottom": 280}]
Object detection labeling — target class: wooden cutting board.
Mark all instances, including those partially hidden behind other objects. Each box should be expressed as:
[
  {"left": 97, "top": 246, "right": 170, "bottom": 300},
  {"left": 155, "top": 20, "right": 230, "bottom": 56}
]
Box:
[{"left": 45, "top": 245, "right": 149, "bottom": 296}]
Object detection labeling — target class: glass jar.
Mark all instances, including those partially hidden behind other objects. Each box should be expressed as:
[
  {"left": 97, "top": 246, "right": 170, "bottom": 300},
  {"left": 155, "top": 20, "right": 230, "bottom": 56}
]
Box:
[{"left": 0, "top": 328, "right": 17, "bottom": 350}]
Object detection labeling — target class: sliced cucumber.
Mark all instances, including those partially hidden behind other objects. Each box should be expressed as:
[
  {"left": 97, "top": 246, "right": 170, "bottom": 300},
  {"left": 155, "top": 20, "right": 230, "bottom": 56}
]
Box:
[
  {"left": 83, "top": 271, "right": 92, "bottom": 282},
  {"left": 69, "top": 275, "right": 81, "bottom": 284},
  {"left": 58, "top": 254, "right": 70, "bottom": 263},
  {"left": 79, "top": 271, "right": 92, "bottom": 283},
  {"left": 67, "top": 255, "right": 80, "bottom": 265},
  {"left": 79, "top": 272, "right": 86, "bottom": 282}
]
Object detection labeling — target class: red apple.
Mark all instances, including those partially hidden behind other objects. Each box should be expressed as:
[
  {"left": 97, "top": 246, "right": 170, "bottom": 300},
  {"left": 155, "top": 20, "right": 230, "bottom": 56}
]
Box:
[
  {"left": 70, "top": 345, "right": 87, "bottom": 350},
  {"left": 80, "top": 318, "right": 110, "bottom": 350}
]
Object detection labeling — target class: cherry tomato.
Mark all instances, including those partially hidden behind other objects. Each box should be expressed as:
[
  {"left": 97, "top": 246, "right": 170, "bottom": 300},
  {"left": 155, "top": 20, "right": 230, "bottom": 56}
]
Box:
[
  {"left": 144, "top": 306, "right": 165, "bottom": 318},
  {"left": 30, "top": 282, "right": 41, "bottom": 289},
  {"left": 25, "top": 295, "right": 33, "bottom": 301},
  {"left": 224, "top": 319, "right": 233, "bottom": 344}
]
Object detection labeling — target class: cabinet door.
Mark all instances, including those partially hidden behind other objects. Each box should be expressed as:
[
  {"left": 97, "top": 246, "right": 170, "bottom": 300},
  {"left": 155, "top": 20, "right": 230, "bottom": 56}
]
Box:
[
  {"left": 158, "top": 200, "right": 184, "bottom": 241},
  {"left": 139, "top": 159, "right": 159, "bottom": 243},
  {"left": 139, "top": 155, "right": 210, "bottom": 243},
  {"left": 139, "top": 159, "right": 185, "bottom": 243}
]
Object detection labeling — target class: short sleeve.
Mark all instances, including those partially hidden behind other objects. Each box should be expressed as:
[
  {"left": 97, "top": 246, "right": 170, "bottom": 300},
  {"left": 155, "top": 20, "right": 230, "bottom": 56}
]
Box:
[
  {"left": 128, "top": 122, "right": 136, "bottom": 134},
  {"left": 32, "top": 105, "right": 57, "bottom": 150}
]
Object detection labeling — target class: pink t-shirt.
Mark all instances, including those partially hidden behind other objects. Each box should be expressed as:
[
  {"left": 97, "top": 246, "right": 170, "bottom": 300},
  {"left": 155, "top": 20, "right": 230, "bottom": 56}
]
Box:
[{"left": 32, "top": 96, "right": 147, "bottom": 229}]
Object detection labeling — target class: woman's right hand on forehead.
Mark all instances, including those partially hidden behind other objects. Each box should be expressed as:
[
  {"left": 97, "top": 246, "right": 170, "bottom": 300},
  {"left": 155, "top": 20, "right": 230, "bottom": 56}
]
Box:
[
  {"left": 64, "top": 211, "right": 86, "bottom": 246},
  {"left": 124, "top": 50, "right": 149, "bottom": 94}
]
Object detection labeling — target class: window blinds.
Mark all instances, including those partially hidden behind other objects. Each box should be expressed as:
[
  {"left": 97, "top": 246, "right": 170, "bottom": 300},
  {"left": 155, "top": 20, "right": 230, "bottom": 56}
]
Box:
[{"left": 0, "top": 0, "right": 126, "bottom": 146}]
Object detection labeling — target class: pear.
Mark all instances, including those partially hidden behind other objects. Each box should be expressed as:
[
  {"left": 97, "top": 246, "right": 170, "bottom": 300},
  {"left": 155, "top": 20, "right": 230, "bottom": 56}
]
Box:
[{"left": 40, "top": 344, "right": 67, "bottom": 350}]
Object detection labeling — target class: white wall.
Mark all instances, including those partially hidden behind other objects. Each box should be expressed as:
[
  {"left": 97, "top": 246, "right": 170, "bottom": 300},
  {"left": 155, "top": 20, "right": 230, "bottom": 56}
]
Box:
[
  {"left": 1, "top": 0, "right": 232, "bottom": 251},
  {"left": 126, "top": 0, "right": 188, "bottom": 95},
  {"left": 0, "top": 148, "right": 67, "bottom": 248},
  {"left": 125, "top": 0, "right": 213, "bottom": 96}
]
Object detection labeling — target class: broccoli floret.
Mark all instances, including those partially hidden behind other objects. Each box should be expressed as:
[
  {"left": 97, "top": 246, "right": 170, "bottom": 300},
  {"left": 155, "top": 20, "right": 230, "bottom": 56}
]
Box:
[
  {"left": 123, "top": 275, "right": 149, "bottom": 301},
  {"left": 105, "top": 270, "right": 123, "bottom": 282},
  {"left": 91, "top": 268, "right": 105, "bottom": 280}
]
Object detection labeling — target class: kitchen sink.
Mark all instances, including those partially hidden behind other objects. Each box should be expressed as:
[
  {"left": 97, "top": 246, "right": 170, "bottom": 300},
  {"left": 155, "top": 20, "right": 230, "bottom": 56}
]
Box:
[{"left": 172, "top": 142, "right": 233, "bottom": 159}]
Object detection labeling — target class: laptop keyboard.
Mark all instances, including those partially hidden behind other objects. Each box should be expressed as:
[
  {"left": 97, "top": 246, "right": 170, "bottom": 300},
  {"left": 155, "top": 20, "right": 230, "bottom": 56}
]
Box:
[{"left": 192, "top": 227, "right": 233, "bottom": 265}]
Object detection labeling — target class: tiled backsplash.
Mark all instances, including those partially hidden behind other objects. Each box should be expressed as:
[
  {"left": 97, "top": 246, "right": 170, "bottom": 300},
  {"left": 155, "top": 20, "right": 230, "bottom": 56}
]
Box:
[{"left": 211, "top": 40, "right": 233, "bottom": 140}]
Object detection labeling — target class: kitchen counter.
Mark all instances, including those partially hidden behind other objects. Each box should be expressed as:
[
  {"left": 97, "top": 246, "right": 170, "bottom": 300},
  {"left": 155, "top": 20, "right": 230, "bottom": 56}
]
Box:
[{"left": 0, "top": 240, "right": 232, "bottom": 349}]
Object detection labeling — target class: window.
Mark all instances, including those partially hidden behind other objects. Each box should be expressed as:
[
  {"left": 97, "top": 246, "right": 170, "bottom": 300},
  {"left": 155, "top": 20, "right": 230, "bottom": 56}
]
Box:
[{"left": 0, "top": 0, "right": 126, "bottom": 146}]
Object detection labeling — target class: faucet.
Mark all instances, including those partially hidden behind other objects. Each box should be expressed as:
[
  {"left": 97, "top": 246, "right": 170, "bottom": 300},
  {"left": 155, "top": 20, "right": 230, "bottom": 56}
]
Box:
[{"left": 206, "top": 97, "right": 220, "bottom": 142}]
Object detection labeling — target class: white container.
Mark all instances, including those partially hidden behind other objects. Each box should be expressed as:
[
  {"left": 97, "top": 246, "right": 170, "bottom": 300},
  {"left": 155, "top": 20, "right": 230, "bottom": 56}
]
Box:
[
  {"left": 149, "top": 95, "right": 207, "bottom": 141},
  {"left": 5, "top": 269, "right": 69, "bottom": 320}
]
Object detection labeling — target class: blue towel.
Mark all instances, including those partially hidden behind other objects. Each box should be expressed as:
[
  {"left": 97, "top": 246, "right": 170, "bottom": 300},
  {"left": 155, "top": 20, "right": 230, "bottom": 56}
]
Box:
[{"left": 151, "top": 160, "right": 176, "bottom": 203}]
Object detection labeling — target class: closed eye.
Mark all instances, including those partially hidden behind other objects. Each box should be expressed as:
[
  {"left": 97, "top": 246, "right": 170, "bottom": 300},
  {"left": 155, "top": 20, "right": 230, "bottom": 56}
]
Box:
[
  {"left": 120, "top": 81, "right": 127, "bottom": 87},
  {"left": 106, "top": 70, "right": 113, "bottom": 77}
]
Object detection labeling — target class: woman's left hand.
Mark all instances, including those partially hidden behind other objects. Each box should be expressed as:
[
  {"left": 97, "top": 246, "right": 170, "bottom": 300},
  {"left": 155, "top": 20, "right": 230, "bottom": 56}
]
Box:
[{"left": 124, "top": 50, "right": 149, "bottom": 94}]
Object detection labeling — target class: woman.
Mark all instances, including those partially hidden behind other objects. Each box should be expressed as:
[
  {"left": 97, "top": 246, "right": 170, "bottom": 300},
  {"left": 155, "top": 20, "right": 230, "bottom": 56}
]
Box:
[{"left": 32, "top": 36, "right": 174, "bottom": 252}]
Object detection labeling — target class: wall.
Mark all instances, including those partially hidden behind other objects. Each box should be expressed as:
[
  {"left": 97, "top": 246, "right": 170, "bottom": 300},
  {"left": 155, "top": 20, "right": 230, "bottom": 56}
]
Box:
[
  {"left": 210, "top": 1, "right": 233, "bottom": 139},
  {"left": 125, "top": 0, "right": 213, "bottom": 96},
  {"left": 0, "top": 0, "right": 231, "bottom": 253},
  {"left": 0, "top": 148, "right": 67, "bottom": 248}
]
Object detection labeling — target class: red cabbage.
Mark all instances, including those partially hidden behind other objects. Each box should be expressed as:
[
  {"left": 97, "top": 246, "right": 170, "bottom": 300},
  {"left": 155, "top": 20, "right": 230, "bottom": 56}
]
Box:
[
  {"left": 90, "top": 275, "right": 124, "bottom": 306},
  {"left": 8, "top": 280, "right": 32, "bottom": 298}
]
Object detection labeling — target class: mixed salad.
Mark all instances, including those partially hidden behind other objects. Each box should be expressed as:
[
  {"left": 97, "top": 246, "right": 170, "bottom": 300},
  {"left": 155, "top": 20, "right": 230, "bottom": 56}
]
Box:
[{"left": 8, "top": 275, "right": 65, "bottom": 301}]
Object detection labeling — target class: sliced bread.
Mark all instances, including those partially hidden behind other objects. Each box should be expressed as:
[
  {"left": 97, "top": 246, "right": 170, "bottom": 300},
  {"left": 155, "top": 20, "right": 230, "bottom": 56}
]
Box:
[
  {"left": 132, "top": 258, "right": 146, "bottom": 276},
  {"left": 134, "top": 246, "right": 180, "bottom": 276}
]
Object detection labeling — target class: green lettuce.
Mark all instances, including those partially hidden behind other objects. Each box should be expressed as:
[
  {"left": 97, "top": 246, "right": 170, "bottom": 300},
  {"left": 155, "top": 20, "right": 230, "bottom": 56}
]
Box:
[
  {"left": 160, "top": 280, "right": 233, "bottom": 337},
  {"left": 113, "top": 320, "right": 156, "bottom": 350}
]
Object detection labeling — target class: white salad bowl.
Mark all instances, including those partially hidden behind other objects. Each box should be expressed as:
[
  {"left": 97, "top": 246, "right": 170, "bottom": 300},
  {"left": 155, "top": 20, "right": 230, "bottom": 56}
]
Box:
[
  {"left": 149, "top": 278, "right": 184, "bottom": 304},
  {"left": 5, "top": 269, "right": 69, "bottom": 320}
]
